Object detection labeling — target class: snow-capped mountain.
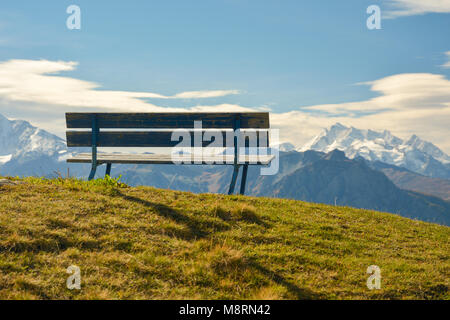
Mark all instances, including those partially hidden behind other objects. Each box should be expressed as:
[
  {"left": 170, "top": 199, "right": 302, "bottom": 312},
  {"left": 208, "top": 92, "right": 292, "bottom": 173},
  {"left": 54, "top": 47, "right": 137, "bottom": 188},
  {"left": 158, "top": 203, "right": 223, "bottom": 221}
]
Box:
[
  {"left": 299, "top": 123, "right": 450, "bottom": 179},
  {"left": 0, "top": 113, "right": 71, "bottom": 176},
  {"left": 278, "top": 142, "right": 296, "bottom": 152}
]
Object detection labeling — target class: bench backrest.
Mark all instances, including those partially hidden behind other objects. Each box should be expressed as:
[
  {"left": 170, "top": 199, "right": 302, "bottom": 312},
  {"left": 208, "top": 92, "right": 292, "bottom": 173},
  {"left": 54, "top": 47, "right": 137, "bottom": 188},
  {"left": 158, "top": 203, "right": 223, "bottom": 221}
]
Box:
[{"left": 65, "top": 112, "right": 270, "bottom": 148}]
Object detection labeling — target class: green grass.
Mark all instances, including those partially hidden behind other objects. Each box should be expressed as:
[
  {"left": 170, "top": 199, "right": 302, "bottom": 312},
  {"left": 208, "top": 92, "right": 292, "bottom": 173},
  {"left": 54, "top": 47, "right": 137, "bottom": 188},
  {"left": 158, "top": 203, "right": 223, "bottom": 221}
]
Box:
[{"left": 0, "top": 176, "right": 448, "bottom": 300}]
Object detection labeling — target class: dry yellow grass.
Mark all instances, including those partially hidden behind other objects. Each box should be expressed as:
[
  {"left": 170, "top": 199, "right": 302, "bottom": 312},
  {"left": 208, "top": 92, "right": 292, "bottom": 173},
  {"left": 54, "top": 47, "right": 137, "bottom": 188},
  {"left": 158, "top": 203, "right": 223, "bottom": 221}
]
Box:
[{"left": 0, "top": 176, "right": 448, "bottom": 299}]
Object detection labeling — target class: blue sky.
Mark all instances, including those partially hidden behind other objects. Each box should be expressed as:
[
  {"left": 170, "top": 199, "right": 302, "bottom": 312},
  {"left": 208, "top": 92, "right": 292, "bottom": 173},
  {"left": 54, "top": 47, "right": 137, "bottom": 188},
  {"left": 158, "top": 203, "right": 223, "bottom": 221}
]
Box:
[{"left": 0, "top": 0, "right": 449, "bottom": 151}]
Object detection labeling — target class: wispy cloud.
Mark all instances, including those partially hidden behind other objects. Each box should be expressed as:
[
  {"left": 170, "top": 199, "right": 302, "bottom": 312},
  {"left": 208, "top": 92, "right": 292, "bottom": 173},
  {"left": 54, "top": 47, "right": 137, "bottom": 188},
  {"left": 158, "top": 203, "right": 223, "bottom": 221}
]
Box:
[
  {"left": 442, "top": 51, "right": 450, "bottom": 69},
  {"left": 384, "top": 0, "right": 450, "bottom": 18},
  {"left": 302, "top": 73, "right": 450, "bottom": 116},
  {"left": 173, "top": 90, "right": 241, "bottom": 99},
  {"left": 0, "top": 59, "right": 240, "bottom": 111}
]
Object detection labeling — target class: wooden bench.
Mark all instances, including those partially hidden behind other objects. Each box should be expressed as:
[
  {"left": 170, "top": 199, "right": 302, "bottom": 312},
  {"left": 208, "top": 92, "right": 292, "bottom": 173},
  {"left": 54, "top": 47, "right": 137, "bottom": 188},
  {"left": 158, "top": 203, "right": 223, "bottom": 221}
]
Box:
[{"left": 65, "top": 112, "right": 274, "bottom": 195}]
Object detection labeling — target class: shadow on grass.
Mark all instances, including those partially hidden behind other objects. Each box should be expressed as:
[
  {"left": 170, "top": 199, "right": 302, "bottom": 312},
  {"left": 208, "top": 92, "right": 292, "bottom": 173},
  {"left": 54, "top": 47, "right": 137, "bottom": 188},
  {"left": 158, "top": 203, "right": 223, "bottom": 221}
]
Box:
[
  {"left": 117, "top": 191, "right": 317, "bottom": 299},
  {"left": 116, "top": 191, "right": 230, "bottom": 240},
  {"left": 213, "top": 205, "right": 271, "bottom": 229},
  {"left": 248, "top": 260, "right": 322, "bottom": 300}
]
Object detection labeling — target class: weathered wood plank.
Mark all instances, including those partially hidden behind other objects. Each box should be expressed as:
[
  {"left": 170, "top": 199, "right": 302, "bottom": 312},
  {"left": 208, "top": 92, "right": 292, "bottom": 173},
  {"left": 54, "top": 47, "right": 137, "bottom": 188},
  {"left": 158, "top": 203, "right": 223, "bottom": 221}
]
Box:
[
  {"left": 67, "top": 153, "right": 275, "bottom": 165},
  {"left": 66, "top": 130, "right": 269, "bottom": 148},
  {"left": 66, "top": 113, "right": 270, "bottom": 129}
]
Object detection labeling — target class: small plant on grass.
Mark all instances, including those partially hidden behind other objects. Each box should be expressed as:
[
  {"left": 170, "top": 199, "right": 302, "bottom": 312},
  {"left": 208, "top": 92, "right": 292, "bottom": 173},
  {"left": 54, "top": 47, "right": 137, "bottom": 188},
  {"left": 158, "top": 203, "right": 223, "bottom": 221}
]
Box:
[{"left": 90, "top": 175, "right": 127, "bottom": 189}]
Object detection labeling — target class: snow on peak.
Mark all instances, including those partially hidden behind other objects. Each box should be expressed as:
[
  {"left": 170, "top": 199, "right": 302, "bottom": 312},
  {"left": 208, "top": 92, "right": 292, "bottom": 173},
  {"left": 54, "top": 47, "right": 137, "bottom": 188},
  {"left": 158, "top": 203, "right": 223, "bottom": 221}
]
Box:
[
  {"left": 299, "top": 123, "right": 450, "bottom": 177},
  {"left": 0, "top": 113, "right": 66, "bottom": 163},
  {"left": 278, "top": 142, "right": 296, "bottom": 152}
]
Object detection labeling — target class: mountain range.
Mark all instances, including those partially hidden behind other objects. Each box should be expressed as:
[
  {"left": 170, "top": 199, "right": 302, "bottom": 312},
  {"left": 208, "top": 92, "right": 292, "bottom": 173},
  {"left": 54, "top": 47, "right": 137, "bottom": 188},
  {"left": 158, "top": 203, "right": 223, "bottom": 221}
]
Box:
[
  {"left": 0, "top": 113, "right": 449, "bottom": 225},
  {"left": 299, "top": 123, "right": 450, "bottom": 179}
]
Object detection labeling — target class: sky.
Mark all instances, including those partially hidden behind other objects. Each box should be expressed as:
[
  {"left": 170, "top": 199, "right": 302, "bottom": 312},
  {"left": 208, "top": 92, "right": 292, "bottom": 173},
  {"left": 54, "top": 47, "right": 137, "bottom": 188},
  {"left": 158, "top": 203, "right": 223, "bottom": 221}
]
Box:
[{"left": 0, "top": 0, "right": 449, "bottom": 152}]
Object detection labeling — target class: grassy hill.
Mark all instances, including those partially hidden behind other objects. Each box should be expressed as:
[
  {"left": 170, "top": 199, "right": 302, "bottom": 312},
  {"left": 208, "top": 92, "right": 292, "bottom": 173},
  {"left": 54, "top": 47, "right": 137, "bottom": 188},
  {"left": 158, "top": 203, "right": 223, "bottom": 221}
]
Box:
[{"left": 0, "top": 177, "right": 448, "bottom": 300}]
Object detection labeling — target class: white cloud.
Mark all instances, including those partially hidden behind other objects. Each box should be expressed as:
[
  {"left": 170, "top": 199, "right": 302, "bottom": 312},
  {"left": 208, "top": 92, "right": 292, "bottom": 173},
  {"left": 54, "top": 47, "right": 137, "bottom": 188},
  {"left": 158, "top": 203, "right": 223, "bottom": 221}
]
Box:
[
  {"left": 173, "top": 90, "right": 241, "bottom": 99},
  {"left": 271, "top": 73, "right": 450, "bottom": 153},
  {"left": 0, "top": 59, "right": 449, "bottom": 154},
  {"left": 188, "top": 104, "right": 256, "bottom": 112},
  {"left": 384, "top": 0, "right": 450, "bottom": 18},
  {"left": 303, "top": 73, "right": 450, "bottom": 115},
  {"left": 442, "top": 51, "right": 450, "bottom": 69},
  {"left": 0, "top": 59, "right": 240, "bottom": 111}
]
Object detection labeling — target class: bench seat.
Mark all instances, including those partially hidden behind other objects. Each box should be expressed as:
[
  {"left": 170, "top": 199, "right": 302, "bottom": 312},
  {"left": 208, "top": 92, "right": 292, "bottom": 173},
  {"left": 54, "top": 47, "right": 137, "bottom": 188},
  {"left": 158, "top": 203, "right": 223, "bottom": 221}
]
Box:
[{"left": 67, "top": 153, "right": 275, "bottom": 165}]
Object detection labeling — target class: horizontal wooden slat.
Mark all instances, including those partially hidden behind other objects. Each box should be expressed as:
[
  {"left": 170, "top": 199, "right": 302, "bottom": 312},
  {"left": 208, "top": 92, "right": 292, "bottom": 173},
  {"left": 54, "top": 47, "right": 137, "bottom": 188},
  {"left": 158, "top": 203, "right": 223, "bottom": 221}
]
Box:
[
  {"left": 66, "top": 112, "right": 269, "bottom": 129},
  {"left": 67, "top": 153, "right": 275, "bottom": 165},
  {"left": 66, "top": 131, "right": 270, "bottom": 147}
]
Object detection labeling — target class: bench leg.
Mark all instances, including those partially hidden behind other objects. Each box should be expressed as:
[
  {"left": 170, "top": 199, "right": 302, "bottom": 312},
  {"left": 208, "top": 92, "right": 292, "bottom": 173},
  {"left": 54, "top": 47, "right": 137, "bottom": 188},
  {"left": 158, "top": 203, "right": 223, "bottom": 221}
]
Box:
[
  {"left": 240, "top": 164, "right": 249, "bottom": 195},
  {"left": 228, "top": 165, "right": 240, "bottom": 195},
  {"left": 105, "top": 163, "right": 112, "bottom": 177},
  {"left": 88, "top": 164, "right": 97, "bottom": 181}
]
